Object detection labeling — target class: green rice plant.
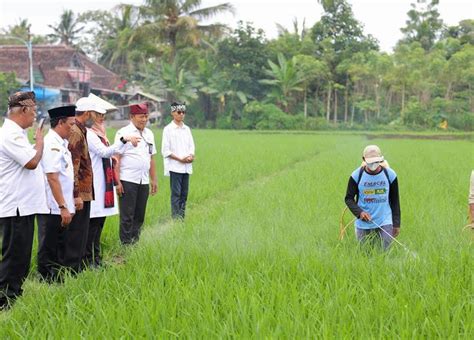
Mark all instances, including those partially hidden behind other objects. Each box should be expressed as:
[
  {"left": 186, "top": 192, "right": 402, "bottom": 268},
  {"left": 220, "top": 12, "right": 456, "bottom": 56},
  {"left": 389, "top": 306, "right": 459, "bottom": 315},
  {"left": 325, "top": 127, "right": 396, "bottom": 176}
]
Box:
[{"left": 0, "top": 130, "right": 472, "bottom": 338}]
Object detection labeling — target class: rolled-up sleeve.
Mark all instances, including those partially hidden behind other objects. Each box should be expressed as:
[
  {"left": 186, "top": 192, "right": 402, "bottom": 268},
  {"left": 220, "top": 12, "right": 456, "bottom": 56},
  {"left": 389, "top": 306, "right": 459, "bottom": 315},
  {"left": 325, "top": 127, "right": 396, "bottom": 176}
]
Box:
[
  {"left": 161, "top": 127, "right": 172, "bottom": 158},
  {"left": 188, "top": 128, "right": 195, "bottom": 155}
]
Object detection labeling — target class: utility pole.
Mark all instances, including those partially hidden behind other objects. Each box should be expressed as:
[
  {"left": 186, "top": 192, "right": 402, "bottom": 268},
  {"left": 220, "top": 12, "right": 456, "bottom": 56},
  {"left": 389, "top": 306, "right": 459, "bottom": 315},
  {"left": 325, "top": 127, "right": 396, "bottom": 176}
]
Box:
[{"left": 27, "top": 31, "right": 34, "bottom": 92}]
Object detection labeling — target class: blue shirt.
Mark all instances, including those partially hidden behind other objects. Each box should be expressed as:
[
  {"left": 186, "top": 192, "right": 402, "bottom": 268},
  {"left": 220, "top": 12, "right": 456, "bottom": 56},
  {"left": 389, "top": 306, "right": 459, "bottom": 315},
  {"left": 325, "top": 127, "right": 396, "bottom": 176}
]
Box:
[{"left": 351, "top": 167, "right": 397, "bottom": 229}]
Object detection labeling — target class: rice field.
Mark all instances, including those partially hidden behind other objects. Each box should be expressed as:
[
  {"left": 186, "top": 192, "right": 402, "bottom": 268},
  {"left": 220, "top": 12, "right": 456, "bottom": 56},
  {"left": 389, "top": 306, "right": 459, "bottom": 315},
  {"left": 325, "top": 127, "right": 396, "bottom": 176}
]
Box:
[{"left": 0, "top": 129, "right": 473, "bottom": 338}]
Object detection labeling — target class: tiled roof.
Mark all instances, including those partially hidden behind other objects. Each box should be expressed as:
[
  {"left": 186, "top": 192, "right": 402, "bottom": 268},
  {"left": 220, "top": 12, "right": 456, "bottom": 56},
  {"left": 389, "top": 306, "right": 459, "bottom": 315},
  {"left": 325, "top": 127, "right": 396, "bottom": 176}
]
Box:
[{"left": 0, "top": 45, "right": 123, "bottom": 91}]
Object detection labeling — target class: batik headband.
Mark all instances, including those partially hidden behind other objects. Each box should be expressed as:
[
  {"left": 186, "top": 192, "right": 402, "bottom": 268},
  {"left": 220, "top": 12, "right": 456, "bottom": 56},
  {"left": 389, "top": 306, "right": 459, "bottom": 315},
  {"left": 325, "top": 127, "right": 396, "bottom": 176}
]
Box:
[
  {"left": 171, "top": 103, "right": 186, "bottom": 112},
  {"left": 8, "top": 91, "right": 36, "bottom": 108}
]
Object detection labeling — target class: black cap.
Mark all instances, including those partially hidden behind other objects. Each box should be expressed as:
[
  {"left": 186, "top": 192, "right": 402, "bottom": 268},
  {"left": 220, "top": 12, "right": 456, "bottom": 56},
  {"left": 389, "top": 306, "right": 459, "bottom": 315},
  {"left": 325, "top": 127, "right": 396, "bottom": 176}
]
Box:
[{"left": 48, "top": 105, "right": 76, "bottom": 119}]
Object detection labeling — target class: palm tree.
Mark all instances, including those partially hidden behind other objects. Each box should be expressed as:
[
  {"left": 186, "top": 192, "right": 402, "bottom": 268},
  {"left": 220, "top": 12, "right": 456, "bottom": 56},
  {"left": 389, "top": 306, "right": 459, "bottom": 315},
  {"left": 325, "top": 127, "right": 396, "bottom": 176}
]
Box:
[
  {"left": 143, "top": 57, "right": 200, "bottom": 103},
  {"left": 0, "top": 19, "right": 48, "bottom": 44},
  {"left": 207, "top": 73, "right": 248, "bottom": 115},
  {"left": 98, "top": 5, "right": 151, "bottom": 76},
  {"left": 260, "top": 53, "right": 306, "bottom": 113},
  {"left": 100, "top": 6, "right": 136, "bottom": 75},
  {"left": 194, "top": 47, "right": 249, "bottom": 123},
  {"left": 48, "top": 10, "right": 84, "bottom": 46},
  {"left": 1, "top": 19, "right": 30, "bottom": 42},
  {"left": 138, "top": 0, "right": 234, "bottom": 60}
]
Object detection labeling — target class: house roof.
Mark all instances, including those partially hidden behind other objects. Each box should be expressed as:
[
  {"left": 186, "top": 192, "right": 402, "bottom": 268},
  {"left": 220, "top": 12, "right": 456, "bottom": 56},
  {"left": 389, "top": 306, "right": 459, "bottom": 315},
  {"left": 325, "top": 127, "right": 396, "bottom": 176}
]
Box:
[{"left": 0, "top": 44, "right": 123, "bottom": 92}]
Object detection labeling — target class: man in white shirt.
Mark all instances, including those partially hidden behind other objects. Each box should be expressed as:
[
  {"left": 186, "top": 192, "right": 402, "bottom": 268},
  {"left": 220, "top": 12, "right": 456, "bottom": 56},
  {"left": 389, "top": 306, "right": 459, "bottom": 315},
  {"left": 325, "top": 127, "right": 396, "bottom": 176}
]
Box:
[
  {"left": 0, "top": 91, "right": 48, "bottom": 309},
  {"left": 161, "top": 102, "right": 195, "bottom": 219},
  {"left": 114, "top": 103, "right": 158, "bottom": 245},
  {"left": 37, "top": 105, "right": 76, "bottom": 283}
]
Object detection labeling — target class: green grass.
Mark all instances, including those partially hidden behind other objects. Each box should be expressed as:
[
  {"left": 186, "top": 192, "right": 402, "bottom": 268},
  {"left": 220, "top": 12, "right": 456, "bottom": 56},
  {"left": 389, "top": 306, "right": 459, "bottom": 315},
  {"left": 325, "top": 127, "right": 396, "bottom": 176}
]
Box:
[{"left": 1, "top": 130, "right": 473, "bottom": 338}]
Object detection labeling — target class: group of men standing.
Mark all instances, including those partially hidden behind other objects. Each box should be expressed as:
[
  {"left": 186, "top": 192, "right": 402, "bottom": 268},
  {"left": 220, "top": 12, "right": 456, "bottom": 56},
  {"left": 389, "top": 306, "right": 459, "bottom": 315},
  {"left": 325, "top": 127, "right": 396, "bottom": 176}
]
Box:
[{"left": 0, "top": 91, "right": 195, "bottom": 310}]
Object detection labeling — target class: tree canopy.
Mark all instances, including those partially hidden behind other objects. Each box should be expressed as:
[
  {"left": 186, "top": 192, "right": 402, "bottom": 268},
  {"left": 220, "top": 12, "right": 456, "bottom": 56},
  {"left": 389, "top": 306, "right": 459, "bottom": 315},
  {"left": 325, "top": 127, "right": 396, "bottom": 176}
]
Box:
[{"left": 0, "top": 0, "right": 472, "bottom": 130}]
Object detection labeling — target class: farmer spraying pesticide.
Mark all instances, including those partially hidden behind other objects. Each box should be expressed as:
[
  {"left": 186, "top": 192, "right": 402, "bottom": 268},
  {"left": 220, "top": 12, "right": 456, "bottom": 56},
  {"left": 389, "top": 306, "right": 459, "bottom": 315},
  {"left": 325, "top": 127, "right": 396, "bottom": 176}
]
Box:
[{"left": 344, "top": 145, "right": 401, "bottom": 250}]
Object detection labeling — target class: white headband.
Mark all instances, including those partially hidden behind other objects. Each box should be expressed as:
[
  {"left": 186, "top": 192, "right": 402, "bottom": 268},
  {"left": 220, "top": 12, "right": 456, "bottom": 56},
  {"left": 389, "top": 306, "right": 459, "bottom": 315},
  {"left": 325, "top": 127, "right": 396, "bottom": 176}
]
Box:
[{"left": 171, "top": 104, "right": 186, "bottom": 112}]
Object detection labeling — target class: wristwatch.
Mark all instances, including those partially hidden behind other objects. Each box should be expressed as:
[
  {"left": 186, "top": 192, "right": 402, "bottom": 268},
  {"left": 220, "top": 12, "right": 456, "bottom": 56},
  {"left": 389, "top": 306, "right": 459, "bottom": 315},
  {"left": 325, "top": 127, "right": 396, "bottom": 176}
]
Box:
[
  {"left": 120, "top": 136, "right": 127, "bottom": 144},
  {"left": 58, "top": 204, "right": 67, "bottom": 210}
]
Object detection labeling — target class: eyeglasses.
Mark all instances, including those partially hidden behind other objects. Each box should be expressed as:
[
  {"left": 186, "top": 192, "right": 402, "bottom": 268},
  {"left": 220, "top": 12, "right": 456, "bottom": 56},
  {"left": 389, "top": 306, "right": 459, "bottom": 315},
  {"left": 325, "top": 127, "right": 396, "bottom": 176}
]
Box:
[{"left": 176, "top": 111, "right": 186, "bottom": 115}]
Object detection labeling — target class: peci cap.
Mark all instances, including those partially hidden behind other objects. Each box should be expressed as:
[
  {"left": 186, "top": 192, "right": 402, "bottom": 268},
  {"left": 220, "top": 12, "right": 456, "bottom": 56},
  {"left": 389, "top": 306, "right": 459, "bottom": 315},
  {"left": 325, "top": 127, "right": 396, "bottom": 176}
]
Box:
[
  {"left": 75, "top": 97, "right": 106, "bottom": 114},
  {"left": 48, "top": 105, "right": 76, "bottom": 119},
  {"left": 130, "top": 102, "right": 148, "bottom": 115},
  {"left": 8, "top": 91, "right": 36, "bottom": 108},
  {"left": 363, "top": 145, "right": 384, "bottom": 164}
]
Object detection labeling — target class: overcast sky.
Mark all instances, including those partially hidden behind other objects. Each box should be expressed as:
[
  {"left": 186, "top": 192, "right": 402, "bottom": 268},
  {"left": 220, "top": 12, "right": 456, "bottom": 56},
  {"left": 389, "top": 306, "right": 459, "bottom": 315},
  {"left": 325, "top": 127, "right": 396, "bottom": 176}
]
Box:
[{"left": 0, "top": 0, "right": 472, "bottom": 52}]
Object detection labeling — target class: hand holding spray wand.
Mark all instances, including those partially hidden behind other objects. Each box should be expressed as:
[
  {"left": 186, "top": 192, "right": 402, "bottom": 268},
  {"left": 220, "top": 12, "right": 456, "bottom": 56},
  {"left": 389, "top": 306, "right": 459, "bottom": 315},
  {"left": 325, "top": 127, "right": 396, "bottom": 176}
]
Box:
[{"left": 369, "top": 219, "right": 418, "bottom": 258}]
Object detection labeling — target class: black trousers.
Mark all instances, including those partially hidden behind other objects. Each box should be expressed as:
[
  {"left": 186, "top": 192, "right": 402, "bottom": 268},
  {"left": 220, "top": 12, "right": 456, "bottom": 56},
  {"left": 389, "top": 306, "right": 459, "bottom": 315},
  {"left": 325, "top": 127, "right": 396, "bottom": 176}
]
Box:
[
  {"left": 62, "top": 201, "right": 90, "bottom": 273},
  {"left": 0, "top": 214, "right": 35, "bottom": 306},
  {"left": 170, "top": 172, "right": 190, "bottom": 219},
  {"left": 84, "top": 217, "right": 106, "bottom": 267},
  {"left": 37, "top": 214, "right": 64, "bottom": 282},
  {"left": 119, "top": 180, "right": 149, "bottom": 245}
]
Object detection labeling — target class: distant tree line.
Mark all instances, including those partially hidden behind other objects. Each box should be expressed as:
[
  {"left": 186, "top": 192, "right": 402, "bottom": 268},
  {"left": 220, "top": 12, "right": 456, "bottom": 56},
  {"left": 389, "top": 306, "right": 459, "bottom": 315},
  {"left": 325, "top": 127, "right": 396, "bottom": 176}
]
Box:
[{"left": 1, "top": 0, "right": 473, "bottom": 130}]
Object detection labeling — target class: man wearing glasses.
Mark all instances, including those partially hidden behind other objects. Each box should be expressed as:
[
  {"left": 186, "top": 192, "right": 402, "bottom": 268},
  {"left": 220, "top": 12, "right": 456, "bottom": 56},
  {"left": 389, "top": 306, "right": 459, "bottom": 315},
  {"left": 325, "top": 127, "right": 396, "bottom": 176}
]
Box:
[
  {"left": 344, "top": 145, "right": 401, "bottom": 249},
  {"left": 161, "top": 102, "right": 195, "bottom": 220},
  {"left": 0, "top": 91, "right": 48, "bottom": 309},
  {"left": 114, "top": 103, "right": 157, "bottom": 245}
]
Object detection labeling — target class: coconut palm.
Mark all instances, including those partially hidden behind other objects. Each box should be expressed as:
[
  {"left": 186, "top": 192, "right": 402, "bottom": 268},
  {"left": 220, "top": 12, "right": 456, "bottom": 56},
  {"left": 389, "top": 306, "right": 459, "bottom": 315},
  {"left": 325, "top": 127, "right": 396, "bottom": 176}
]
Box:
[
  {"left": 98, "top": 5, "right": 149, "bottom": 76},
  {"left": 138, "top": 0, "right": 234, "bottom": 60},
  {"left": 48, "top": 10, "right": 84, "bottom": 46}
]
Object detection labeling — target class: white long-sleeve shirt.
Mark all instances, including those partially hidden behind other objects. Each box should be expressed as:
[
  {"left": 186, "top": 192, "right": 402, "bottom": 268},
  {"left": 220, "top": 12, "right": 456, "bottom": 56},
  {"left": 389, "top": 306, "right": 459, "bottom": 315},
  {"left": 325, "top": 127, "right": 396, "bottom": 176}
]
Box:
[
  {"left": 87, "top": 130, "right": 129, "bottom": 218},
  {"left": 161, "top": 121, "right": 195, "bottom": 176}
]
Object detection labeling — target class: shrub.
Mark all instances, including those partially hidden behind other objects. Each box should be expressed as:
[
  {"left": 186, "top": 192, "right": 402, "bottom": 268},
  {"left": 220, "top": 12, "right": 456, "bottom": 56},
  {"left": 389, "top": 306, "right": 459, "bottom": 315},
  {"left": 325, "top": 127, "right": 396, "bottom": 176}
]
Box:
[
  {"left": 448, "top": 112, "right": 474, "bottom": 131},
  {"left": 303, "top": 117, "right": 329, "bottom": 130},
  {"left": 216, "top": 115, "right": 233, "bottom": 129},
  {"left": 404, "top": 100, "right": 428, "bottom": 127},
  {"left": 242, "top": 102, "right": 283, "bottom": 129}
]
